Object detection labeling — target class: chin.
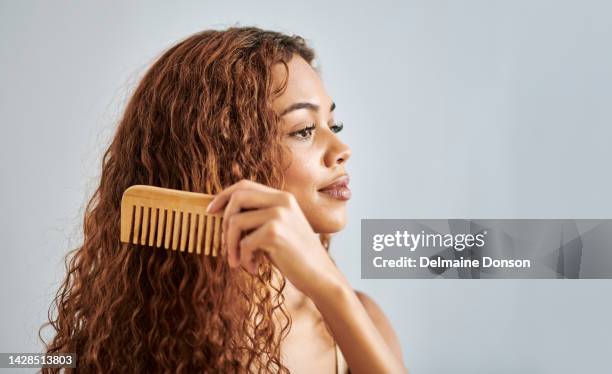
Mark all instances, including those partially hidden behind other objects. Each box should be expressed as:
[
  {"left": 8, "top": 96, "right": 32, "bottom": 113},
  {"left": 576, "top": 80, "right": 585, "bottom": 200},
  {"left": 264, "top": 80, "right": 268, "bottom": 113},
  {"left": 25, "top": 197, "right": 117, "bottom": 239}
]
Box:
[{"left": 310, "top": 207, "right": 348, "bottom": 234}]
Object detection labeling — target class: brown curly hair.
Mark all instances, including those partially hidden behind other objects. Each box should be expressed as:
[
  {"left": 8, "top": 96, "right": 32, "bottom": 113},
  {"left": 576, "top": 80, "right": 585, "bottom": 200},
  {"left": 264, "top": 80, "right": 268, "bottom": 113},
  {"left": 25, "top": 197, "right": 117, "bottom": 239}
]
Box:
[{"left": 39, "top": 25, "right": 331, "bottom": 373}]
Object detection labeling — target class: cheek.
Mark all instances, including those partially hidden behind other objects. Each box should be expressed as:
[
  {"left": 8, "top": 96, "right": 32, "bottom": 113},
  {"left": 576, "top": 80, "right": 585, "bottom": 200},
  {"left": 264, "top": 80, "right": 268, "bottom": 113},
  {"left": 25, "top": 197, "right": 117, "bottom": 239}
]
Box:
[
  {"left": 283, "top": 152, "right": 318, "bottom": 198},
  {"left": 282, "top": 151, "right": 347, "bottom": 234}
]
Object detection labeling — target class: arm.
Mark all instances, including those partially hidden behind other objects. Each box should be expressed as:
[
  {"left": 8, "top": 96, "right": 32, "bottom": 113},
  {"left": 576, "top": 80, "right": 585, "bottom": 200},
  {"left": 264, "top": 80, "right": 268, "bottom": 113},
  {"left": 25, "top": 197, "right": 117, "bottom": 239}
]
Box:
[
  {"left": 355, "top": 290, "right": 405, "bottom": 368},
  {"left": 310, "top": 274, "right": 408, "bottom": 374},
  {"left": 206, "top": 180, "right": 408, "bottom": 373}
]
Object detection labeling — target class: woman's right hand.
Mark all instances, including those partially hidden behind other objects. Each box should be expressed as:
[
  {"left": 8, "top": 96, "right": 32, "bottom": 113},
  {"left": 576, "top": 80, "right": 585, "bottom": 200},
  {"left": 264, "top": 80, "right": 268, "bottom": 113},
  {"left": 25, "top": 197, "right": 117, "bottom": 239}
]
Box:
[{"left": 206, "top": 179, "right": 348, "bottom": 300}]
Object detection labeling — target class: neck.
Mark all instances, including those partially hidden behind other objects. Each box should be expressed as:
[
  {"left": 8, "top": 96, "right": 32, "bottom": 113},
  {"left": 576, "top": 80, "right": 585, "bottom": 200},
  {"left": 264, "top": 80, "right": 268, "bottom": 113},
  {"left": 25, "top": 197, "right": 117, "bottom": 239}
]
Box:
[{"left": 270, "top": 268, "right": 311, "bottom": 315}]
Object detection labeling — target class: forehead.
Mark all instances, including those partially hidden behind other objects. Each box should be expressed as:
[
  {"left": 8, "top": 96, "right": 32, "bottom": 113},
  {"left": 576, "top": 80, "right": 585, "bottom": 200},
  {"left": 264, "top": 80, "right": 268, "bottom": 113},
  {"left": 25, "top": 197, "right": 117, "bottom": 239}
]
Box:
[{"left": 271, "top": 55, "right": 329, "bottom": 113}]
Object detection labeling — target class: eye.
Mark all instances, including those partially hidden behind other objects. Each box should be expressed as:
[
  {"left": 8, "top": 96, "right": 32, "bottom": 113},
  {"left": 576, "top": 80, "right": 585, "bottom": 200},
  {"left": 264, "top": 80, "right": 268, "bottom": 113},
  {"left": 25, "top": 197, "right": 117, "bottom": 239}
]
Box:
[
  {"left": 290, "top": 124, "right": 316, "bottom": 141},
  {"left": 288, "top": 121, "right": 344, "bottom": 141},
  {"left": 330, "top": 121, "right": 344, "bottom": 133}
]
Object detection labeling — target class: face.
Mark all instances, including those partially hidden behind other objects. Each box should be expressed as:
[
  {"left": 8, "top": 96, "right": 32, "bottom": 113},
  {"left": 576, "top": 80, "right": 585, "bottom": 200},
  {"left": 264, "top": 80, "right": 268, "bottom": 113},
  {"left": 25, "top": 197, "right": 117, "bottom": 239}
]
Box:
[{"left": 271, "top": 54, "right": 352, "bottom": 234}]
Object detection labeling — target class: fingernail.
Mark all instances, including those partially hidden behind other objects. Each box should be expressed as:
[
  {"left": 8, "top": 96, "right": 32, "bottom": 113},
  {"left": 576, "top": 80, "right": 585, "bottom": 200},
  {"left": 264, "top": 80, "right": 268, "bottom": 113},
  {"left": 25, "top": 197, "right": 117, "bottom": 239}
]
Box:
[{"left": 206, "top": 200, "right": 215, "bottom": 213}]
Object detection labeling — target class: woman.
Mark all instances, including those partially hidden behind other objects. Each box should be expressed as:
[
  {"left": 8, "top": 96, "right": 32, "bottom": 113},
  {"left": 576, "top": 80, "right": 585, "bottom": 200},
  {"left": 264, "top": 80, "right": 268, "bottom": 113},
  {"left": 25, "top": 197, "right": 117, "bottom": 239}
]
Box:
[{"left": 40, "top": 26, "right": 407, "bottom": 373}]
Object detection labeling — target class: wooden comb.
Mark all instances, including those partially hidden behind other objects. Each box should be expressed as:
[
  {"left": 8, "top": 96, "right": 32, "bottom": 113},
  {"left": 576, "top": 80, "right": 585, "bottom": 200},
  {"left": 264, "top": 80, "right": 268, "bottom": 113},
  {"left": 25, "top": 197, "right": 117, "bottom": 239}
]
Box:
[{"left": 120, "top": 185, "right": 224, "bottom": 256}]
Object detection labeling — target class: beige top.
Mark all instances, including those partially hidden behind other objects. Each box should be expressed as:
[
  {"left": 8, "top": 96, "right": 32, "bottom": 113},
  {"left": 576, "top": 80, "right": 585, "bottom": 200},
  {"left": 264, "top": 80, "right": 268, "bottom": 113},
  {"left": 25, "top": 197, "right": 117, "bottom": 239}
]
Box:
[{"left": 335, "top": 343, "right": 349, "bottom": 374}]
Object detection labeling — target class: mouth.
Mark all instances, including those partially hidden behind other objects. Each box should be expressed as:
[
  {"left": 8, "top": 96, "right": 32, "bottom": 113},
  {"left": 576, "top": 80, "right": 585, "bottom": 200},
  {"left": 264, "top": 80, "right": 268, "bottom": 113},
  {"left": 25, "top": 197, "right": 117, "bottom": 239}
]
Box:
[{"left": 317, "top": 174, "right": 351, "bottom": 201}]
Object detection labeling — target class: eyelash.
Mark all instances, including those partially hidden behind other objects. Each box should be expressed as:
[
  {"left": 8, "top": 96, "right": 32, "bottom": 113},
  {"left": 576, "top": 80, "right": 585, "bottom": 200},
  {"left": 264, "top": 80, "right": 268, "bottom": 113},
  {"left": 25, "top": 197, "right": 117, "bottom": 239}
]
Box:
[{"left": 290, "top": 121, "right": 344, "bottom": 141}]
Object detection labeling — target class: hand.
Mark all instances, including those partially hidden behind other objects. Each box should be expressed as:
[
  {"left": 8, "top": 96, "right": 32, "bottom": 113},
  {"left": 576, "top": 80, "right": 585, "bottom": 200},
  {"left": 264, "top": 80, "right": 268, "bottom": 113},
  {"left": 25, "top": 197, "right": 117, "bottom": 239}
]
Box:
[{"left": 205, "top": 179, "right": 344, "bottom": 299}]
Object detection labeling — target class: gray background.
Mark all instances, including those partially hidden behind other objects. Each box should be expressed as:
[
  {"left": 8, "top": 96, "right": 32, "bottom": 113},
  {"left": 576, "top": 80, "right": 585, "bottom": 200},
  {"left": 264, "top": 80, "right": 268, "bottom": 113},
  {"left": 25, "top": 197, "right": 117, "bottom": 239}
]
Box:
[{"left": 1, "top": 1, "right": 611, "bottom": 373}]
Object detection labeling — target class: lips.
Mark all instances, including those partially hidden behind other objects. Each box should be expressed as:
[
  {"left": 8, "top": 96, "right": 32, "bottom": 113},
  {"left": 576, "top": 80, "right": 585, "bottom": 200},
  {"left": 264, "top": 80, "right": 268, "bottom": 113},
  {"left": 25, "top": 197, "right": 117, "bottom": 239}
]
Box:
[{"left": 318, "top": 174, "right": 351, "bottom": 201}]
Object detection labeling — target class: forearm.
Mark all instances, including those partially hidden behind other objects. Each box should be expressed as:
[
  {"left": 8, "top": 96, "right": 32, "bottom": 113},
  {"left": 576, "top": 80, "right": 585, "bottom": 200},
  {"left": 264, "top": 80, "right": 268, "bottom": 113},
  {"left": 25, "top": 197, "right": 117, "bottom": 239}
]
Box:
[{"left": 310, "top": 274, "right": 408, "bottom": 374}]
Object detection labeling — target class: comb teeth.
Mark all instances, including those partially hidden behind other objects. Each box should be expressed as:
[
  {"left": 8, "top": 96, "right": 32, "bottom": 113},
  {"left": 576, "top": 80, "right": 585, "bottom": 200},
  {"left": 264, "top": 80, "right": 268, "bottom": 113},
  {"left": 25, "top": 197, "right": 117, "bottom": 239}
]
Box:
[{"left": 120, "top": 185, "right": 224, "bottom": 256}]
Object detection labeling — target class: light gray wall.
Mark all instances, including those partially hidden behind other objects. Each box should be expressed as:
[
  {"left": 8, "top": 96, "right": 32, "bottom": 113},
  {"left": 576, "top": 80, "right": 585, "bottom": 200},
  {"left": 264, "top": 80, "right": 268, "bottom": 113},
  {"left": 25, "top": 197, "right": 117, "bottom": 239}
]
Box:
[{"left": 1, "top": 1, "right": 611, "bottom": 373}]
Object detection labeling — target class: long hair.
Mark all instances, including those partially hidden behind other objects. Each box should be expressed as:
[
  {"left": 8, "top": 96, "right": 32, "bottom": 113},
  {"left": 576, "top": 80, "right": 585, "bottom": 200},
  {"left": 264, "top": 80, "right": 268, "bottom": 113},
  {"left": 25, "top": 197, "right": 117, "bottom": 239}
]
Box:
[{"left": 39, "top": 26, "right": 328, "bottom": 373}]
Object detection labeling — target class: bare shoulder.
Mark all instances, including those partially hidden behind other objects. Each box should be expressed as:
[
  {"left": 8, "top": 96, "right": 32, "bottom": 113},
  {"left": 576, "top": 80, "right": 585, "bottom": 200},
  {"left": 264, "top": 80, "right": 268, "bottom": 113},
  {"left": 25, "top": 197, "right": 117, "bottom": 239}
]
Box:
[{"left": 354, "top": 290, "right": 405, "bottom": 366}]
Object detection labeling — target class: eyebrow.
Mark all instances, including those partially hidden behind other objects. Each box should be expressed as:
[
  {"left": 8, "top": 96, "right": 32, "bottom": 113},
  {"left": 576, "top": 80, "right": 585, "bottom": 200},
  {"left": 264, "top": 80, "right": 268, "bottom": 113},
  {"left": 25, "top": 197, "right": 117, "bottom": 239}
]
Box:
[{"left": 280, "top": 101, "right": 336, "bottom": 116}]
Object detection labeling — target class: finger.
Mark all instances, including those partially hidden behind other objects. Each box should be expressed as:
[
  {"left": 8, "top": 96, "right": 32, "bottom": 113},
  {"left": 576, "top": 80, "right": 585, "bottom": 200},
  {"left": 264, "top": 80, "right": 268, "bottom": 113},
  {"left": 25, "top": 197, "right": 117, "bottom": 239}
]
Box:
[
  {"left": 244, "top": 250, "right": 265, "bottom": 275},
  {"left": 225, "top": 208, "right": 280, "bottom": 268},
  {"left": 221, "top": 189, "right": 288, "bottom": 237},
  {"left": 239, "top": 221, "right": 277, "bottom": 271},
  {"left": 206, "top": 179, "right": 277, "bottom": 213},
  {"left": 240, "top": 245, "right": 258, "bottom": 275},
  {"left": 240, "top": 228, "right": 267, "bottom": 275},
  {"left": 249, "top": 252, "right": 264, "bottom": 275}
]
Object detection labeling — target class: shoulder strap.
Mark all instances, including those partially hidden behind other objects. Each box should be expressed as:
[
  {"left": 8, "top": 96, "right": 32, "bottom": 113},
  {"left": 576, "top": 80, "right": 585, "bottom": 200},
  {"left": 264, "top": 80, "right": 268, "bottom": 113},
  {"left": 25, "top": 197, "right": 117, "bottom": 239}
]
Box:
[{"left": 335, "top": 343, "right": 349, "bottom": 374}]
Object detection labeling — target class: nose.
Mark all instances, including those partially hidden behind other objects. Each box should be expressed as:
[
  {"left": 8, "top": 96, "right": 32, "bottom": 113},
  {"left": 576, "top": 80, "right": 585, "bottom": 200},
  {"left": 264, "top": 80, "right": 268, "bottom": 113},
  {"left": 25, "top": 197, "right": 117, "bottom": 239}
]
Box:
[{"left": 324, "top": 134, "right": 352, "bottom": 167}]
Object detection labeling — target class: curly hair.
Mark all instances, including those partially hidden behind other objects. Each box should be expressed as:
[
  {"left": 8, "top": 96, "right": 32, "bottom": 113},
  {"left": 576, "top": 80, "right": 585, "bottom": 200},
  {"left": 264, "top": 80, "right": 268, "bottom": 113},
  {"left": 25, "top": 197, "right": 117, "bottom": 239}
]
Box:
[{"left": 39, "top": 26, "right": 330, "bottom": 373}]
